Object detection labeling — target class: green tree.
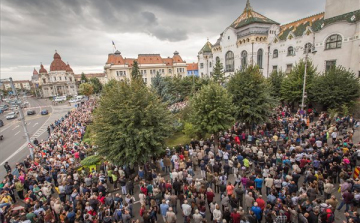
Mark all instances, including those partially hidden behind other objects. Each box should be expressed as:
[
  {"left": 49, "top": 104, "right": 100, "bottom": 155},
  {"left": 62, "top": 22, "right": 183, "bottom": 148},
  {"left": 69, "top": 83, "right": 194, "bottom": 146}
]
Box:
[
  {"left": 79, "top": 82, "right": 94, "bottom": 97},
  {"left": 190, "top": 82, "right": 234, "bottom": 140},
  {"left": 131, "top": 61, "right": 141, "bottom": 80},
  {"left": 151, "top": 72, "right": 172, "bottom": 102},
  {"left": 89, "top": 77, "right": 103, "bottom": 94},
  {"left": 228, "top": 66, "right": 275, "bottom": 129},
  {"left": 212, "top": 59, "right": 225, "bottom": 84},
  {"left": 280, "top": 59, "right": 317, "bottom": 107},
  {"left": 80, "top": 73, "right": 88, "bottom": 83},
  {"left": 92, "top": 79, "right": 173, "bottom": 166},
  {"left": 267, "top": 70, "right": 285, "bottom": 99},
  {"left": 312, "top": 66, "right": 360, "bottom": 109}
]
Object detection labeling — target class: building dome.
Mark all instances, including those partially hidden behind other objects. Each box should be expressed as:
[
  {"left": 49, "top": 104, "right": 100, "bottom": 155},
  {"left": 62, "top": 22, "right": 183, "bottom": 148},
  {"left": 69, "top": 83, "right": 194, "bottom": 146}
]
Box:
[
  {"left": 39, "top": 64, "right": 47, "bottom": 74},
  {"left": 66, "top": 63, "right": 74, "bottom": 73},
  {"left": 50, "top": 51, "right": 67, "bottom": 71}
]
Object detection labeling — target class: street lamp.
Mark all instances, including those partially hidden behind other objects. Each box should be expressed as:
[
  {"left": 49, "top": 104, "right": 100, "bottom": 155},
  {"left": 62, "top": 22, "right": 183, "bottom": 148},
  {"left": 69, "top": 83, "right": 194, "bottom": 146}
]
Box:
[
  {"left": 0, "top": 77, "right": 34, "bottom": 159},
  {"left": 301, "top": 44, "right": 317, "bottom": 114}
]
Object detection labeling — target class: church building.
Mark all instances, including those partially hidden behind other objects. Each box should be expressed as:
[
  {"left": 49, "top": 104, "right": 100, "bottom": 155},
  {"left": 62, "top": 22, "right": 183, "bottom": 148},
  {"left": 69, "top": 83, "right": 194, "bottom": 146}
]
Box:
[{"left": 198, "top": 0, "right": 360, "bottom": 78}]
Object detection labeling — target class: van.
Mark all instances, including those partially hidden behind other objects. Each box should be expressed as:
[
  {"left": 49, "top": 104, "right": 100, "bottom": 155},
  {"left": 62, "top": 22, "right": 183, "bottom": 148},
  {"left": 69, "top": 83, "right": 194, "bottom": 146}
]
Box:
[
  {"left": 54, "top": 96, "right": 67, "bottom": 102},
  {"left": 76, "top": 95, "right": 85, "bottom": 100}
]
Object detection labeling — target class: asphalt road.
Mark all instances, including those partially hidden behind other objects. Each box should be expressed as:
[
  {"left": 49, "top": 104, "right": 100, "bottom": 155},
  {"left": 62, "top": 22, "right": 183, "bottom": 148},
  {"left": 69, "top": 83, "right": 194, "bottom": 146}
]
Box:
[{"left": 0, "top": 97, "right": 72, "bottom": 178}]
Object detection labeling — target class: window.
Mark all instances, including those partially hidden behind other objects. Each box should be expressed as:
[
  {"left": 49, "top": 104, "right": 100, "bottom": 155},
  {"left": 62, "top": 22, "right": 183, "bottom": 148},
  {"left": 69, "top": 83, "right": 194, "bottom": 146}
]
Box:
[
  {"left": 241, "top": 50, "right": 247, "bottom": 69},
  {"left": 144, "top": 70, "right": 147, "bottom": 75},
  {"left": 273, "top": 66, "right": 278, "bottom": 71},
  {"left": 287, "top": 46, "right": 295, "bottom": 56},
  {"left": 273, "top": 49, "right": 278, "bottom": 58},
  {"left": 209, "top": 62, "right": 212, "bottom": 67},
  {"left": 143, "top": 78, "right": 147, "bottom": 83},
  {"left": 69, "top": 78, "right": 72, "bottom": 82},
  {"left": 304, "top": 43, "right": 312, "bottom": 54},
  {"left": 200, "top": 63, "right": 204, "bottom": 69},
  {"left": 162, "top": 69, "right": 164, "bottom": 74},
  {"left": 325, "top": 60, "right": 336, "bottom": 71},
  {"left": 225, "top": 51, "right": 234, "bottom": 72},
  {"left": 228, "top": 36, "right": 230, "bottom": 40},
  {"left": 286, "top": 64, "right": 293, "bottom": 74},
  {"left": 65, "top": 76, "right": 67, "bottom": 80},
  {"left": 216, "top": 57, "right": 220, "bottom": 63},
  {"left": 141, "top": 70, "right": 144, "bottom": 75},
  {"left": 325, "top": 34, "right": 342, "bottom": 49},
  {"left": 150, "top": 70, "right": 153, "bottom": 75},
  {"left": 54, "top": 77, "right": 56, "bottom": 81},
  {"left": 169, "top": 69, "right": 172, "bottom": 74},
  {"left": 59, "top": 77, "right": 62, "bottom": 81},
  {"left": 257, "top": 49, "right": 263, "bottom": 69}
]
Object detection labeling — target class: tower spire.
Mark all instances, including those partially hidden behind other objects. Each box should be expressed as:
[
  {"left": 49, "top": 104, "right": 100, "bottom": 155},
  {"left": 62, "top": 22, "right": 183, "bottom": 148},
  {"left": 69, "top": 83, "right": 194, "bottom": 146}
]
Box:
[{"left": 244, "top": 0, "right": 252, "bottom": 12}]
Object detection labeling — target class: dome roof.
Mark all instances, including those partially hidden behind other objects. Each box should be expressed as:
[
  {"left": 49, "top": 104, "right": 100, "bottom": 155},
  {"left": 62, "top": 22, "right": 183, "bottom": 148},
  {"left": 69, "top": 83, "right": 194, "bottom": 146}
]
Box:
[
  {"left": 66, "top": 63, "right": 74, "bottom": 73},
  {"left": 33, "top": 68, "right": 38, "bottom": 75},
  {"left": 50, "top": 51, "right": 67, "bottom": 71},
  {"left": 39, "top": 64, "right": 47, "bottom": 73}
]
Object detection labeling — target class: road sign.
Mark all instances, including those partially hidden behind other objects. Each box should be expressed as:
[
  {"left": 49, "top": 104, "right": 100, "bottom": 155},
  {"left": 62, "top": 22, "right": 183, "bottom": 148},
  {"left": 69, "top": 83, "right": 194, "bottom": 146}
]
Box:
[{"left": 27, "top": 143, "right": 34, "bottom": 148}]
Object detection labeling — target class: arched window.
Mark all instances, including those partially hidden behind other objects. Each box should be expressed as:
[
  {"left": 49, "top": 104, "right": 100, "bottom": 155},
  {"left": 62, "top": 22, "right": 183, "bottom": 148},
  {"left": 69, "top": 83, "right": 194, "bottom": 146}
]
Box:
[
  {"left": 216, "top": 56, "right": 220, "bottom": 63},
  {"left": 257, "top": 49, "right": 263, "bottom": 69},
  {"left": 241, "top": 51, "right": 247, "bottom": 69},
  {"left": 325, "top": 34, "right": 342, "bottom": 49},
  {"left": 225, "top": 51, "right": 234, "bottom": 72},
  {"left": 304, "top": 43, "right": 312, "bottom": 54},
  {"left": 273, "top": 49, "right": 278, "bottom": 58},
  {"left": 287, "top": 46, "right": 295, "bottom": 56}
]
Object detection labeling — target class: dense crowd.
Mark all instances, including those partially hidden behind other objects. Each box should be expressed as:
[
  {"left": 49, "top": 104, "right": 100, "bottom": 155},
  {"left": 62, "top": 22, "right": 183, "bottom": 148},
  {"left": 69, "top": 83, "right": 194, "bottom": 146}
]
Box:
[
  {"left": 1, "top": 104, "right": 360, "bottom": 223},
  {"left": 168, "top": 101, "right": 188, "bottom": 113}
]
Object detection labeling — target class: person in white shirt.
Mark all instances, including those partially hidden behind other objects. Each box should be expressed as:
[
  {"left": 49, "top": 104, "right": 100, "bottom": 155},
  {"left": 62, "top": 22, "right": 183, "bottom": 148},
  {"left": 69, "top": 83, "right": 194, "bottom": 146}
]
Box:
[{"left": 182, "top": 200, "right": 192, "bottom": 221}]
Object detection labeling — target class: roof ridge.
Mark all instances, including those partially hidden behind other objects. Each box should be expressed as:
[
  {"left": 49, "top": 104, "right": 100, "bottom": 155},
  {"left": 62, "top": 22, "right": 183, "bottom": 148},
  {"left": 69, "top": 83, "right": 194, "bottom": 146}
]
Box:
[{"left": 280, "top": 12, "right": 324, "bottom": 27}]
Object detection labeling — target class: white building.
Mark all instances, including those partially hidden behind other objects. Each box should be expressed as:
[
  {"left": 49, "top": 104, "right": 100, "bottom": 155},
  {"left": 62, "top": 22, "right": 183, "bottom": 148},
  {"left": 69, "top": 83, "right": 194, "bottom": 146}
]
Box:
[
  {"left": 104, "top": 51, "right": 187, "bottom": 86},
  {"left": 37, "top": 51, "right": 77, "bottom": 97},
  {"left": 198, "top": 0, "right": 360, "bottom": 78}
]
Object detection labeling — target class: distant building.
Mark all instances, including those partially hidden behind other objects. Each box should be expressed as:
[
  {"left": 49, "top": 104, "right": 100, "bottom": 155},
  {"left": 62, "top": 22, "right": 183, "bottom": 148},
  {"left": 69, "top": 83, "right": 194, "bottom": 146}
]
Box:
[
  {"left": 187, "top": 63, "right": 199, "bottom": 76},
  {"left": 74, "top": 73, "right": 108, "bottom": 86},
  {"left": 104, "top": 50, "right": 187, "bottom": 86},
  {"left": 198, "top": 0, "right": 360, "bottom": 77},
  {"left": 37, "top": 51, "right": 77, "bottom": 97},
  {"left": 0, "top": 80, "right": 32, "bottom": 91}
]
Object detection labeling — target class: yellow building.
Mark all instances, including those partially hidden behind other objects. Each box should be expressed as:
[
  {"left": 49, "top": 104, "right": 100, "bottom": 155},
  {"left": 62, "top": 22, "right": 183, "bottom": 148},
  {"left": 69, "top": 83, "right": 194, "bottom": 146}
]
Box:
[{"left": 104, "top": 50, "right": 187, "bottom": 86}]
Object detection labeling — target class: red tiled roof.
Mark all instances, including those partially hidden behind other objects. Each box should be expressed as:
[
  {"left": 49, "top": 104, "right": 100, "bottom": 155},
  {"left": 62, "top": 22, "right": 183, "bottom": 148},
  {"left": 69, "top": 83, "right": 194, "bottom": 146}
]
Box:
[
  {"left": 50, "top": 52, "right": 67, "bottom": 71},
  {"left": 106, "top": 53, "right": 125, "bottom": 65},
  {"left": 187, "top": 63, "right": 198, "bottom": 71},
  {"left": 39, "top": 64, "right": 47, "bottom": 74},
  {"left": 173, "top": 54, "right": 184, "bottom": 63},
  {"left": 66, "top": 64, "right": 74, "bottom": 73},
  {"left": 138, "top": 54, "right": 163, "bottom": 64},
  {"left": 163, "top": 58, "right": 173, "bottom": 66}
]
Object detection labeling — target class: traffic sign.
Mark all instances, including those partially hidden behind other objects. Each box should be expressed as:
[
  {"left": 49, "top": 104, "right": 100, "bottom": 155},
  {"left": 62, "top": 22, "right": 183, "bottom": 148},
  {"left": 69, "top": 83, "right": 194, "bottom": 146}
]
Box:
[{"left": 28, "top": 143, "right": 34, "bottom": 148}]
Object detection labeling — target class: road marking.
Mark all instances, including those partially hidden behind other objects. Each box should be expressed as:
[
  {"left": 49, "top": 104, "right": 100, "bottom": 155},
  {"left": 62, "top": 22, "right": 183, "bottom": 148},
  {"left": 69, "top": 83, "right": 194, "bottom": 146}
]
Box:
[
  {"left": 33, "top": 123, "right": 38, "bottom": 127},
  {"left": 0, "top": 121, "right": 17, "bottom": 133},
  {"left": 27, "top": 122, "right": 31, "bottom": 126},
  {"left": 14, "top": 131, "right": 20, "bottom": 136},
  {"left": 11, "top": 125, "right": 19, "bottom": 130}
]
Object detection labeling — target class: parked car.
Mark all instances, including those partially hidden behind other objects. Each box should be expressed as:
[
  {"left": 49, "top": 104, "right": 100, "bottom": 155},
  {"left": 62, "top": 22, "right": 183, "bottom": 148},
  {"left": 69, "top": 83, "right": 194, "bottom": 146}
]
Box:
[
  {"left": 0, "top": 119, "right": 3, "bottom": 127},
  {"left": 41, "top": 109, "right": 49, "bottom": 115},
  {"left": 54, "top": 96, "right": 67, "bottom": 102},
  {"left": 27, "top": 110, "right": 36, "bottom": 115},
  {"left": 6, "top": 112, "right": 17, "bottom": 120},
  {"left": 0, "top": 105, "right": 9, "bottom": 111}
]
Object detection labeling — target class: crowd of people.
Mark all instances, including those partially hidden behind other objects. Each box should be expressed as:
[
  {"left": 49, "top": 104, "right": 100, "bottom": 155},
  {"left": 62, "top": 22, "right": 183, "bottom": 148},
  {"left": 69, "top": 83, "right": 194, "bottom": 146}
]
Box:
[{"left": 0, "top": 103, "right": 360, "bottom": 223}]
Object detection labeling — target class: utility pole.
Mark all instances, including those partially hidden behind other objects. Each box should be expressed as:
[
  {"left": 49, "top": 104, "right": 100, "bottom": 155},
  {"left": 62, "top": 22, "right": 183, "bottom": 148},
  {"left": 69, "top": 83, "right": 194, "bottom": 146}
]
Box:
[
  {"left": 9, "top": 77, "right": 34, "bottom": 159},
  {"left": 301, "top": 45, "right": 309, "bottom": 114}
]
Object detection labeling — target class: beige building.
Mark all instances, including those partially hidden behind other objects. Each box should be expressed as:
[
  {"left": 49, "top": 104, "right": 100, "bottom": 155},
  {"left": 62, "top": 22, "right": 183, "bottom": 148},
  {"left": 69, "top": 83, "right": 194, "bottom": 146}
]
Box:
[
  {"left": 37, "top": 51, "right": 77, "bottom": 97},
  {"left": 74, "top": 73, "right": 108, "bottom": 85},
  {"left": 0, "top": 80, "right": 32, "bottom": 91},
  {"left": 104, "top": 50, "right": 187, "bottom": 86}
]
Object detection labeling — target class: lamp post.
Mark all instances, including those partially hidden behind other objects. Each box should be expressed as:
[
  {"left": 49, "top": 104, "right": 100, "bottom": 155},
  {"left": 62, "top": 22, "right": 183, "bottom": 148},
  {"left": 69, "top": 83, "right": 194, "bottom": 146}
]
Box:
[
  {"left": 301, "top": 44, "right": 317, "bottom": 114},
  {"left": 0, "top": 77, "right": 34, "bottom": 159}
]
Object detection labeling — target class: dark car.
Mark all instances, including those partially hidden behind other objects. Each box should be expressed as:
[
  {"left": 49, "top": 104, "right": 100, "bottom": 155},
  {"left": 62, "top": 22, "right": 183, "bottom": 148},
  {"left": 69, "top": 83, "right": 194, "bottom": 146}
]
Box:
[
  {"left": 41, "top": 109, "right": 49, "bottom": 115},
  {"left": 0, "top": 120, "right": 3, "bottom": 127},
  {"left": 27, "top": 110, "right": 36, "bottom": 115}
]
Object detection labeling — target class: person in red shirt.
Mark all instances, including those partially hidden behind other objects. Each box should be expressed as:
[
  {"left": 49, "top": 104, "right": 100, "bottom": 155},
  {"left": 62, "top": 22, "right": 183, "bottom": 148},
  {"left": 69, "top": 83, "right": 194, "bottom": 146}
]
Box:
[
  {"left": 140, "top": 185, "right": 148, "bottom": 196},
  {"left": 230, "top": 208, "right": 241, "bottom": 223},
  {"left": 206, "top": 188, "right": 215, "bottom": 208},
  {"left": 256, "top": 195, "right": 266, "bottom": 211}
]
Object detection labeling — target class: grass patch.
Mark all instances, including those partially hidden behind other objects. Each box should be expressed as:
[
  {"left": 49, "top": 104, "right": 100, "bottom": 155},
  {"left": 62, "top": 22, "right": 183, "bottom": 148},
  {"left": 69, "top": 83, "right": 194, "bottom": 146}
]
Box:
[{"left": 165, "top": 132, "right": 191, "bottom": 147}]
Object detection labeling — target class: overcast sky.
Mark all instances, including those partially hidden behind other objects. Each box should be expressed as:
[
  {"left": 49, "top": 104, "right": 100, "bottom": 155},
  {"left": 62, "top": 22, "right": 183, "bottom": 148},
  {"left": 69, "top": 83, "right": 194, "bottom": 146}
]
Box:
[{"left": 1, "top": 0, "right": 326, "bottom": 80}]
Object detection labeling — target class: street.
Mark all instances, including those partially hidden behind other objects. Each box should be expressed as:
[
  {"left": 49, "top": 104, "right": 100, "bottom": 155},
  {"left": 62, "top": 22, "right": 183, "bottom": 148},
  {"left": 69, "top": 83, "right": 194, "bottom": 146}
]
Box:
[{"left": 0, "top": 97, "right": 72, "bottom": 178}]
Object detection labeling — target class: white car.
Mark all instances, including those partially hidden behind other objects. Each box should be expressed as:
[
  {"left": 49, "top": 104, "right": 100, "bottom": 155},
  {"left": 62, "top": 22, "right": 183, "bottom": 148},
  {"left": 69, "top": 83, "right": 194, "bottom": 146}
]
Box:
[
  {"left": 69, "top": 98, "right": 80, "bottom": 103},
  {"left": 6, "top": 112, "right": 17, "bottom": 120}
]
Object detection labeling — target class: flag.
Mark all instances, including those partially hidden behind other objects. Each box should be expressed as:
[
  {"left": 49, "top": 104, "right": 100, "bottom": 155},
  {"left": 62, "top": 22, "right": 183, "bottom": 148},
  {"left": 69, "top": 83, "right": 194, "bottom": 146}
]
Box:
[{"left": 112, "top": 41, "right": 116, "bottom": 50}]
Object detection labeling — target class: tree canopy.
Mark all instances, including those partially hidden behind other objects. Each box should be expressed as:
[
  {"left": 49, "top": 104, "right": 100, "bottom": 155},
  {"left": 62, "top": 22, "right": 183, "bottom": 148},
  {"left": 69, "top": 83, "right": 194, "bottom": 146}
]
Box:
[
  {"left": 267, "top": 70, "right": 285, "bottom": 99},
  {"left": 280, "top": 59, "right": 317, "bottom": 106},
  {"left": 89, "top": 77, "right": 103, "bottom": 94},
  {"left": 80, "top": 73, "right": 88, "bottom": 83},
  {"left": 92, "top": 79, "right": 173, "bottom": 165},
  {"left": 312, "top": 66, "right": 360, "bottom": 109},
  {"left": 79, "top": 82, "right": 94, "bottom": 97},
  {"left": 212, "top": 59, "right": 225, "bottom": 85},
  {"left": 190, "top": 82, "right": 234, "bottom": 136},
  {"left": 131, "top": 61, "right": 141, "bottom": 80},
  {"left": 228, "top": 66, "right": 275, "bottom": 128}
]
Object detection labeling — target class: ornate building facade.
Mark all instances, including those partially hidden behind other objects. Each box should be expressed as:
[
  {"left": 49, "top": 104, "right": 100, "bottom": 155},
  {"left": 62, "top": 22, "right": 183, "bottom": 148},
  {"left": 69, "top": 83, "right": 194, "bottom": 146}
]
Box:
[
  {"left": 198, "top": 0, "right": 360, "bottom": 78},
  {"left": 36, "top": 51, "right": 77, "bottom": 97},
  {"left": 104, "top": 51, "right": 187, "bottom": 86}
]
